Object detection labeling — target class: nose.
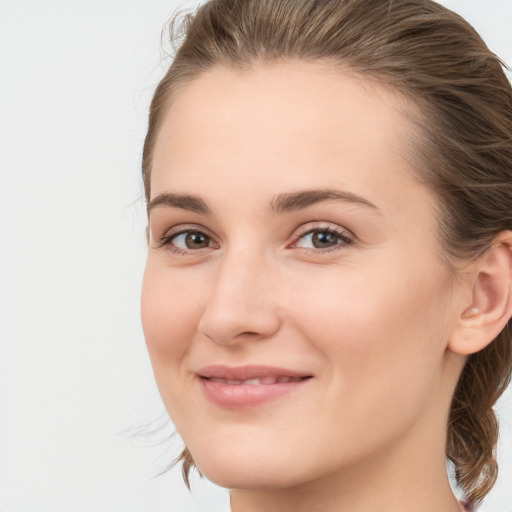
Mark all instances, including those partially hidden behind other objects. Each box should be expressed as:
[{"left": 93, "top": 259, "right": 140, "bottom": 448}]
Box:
[{"left": 197, "top": 250, "right": 281, "bottom": 346}]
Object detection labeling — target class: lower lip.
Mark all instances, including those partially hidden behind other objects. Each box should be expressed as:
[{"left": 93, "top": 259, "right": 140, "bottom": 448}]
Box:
[{"left": 199, "top": 377, "right": 311, "bottom": 409}]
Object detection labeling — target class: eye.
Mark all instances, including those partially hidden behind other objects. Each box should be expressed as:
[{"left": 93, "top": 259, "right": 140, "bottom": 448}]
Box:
[
  {"left": 294, "top": 227, "right": 353, "bottom": 251},
  {"left": 157, "top": 227, "right": 217, "bottom": 254},
  {"left": 172, "top": 231, "right": 212, "bottom": 250}
]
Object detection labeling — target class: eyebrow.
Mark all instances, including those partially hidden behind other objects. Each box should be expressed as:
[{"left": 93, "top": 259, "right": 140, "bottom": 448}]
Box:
[
  {"left": 147, "top": 192, "right": 212, "bottom": 215},
  {"left": 147, "top": 188, "right": 379, "bottom": 216},
  {"left": 269, "top": 189, "right": 379, "bottom": 213}
]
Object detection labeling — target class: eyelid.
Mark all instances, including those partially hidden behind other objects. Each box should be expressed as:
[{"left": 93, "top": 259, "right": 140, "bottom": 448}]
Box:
[
  {"left": 154, "top": 223, "right": 218, "bottom": 250},
  {"left": 152, "top": 221, "right": 354, "bottom": 255},
  {"left": 289, "top": 222, "right": 355, "bottom": 251}
]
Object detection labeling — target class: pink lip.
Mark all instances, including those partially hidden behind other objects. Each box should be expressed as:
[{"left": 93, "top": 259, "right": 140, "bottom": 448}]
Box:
[{"left": 197, "top": 365, "right": 313, "bottom": 409}]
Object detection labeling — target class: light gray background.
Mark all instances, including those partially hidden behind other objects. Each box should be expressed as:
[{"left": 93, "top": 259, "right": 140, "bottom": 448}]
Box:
[{"left": 0, "top": 1, "right": 510, "bottom": 511}]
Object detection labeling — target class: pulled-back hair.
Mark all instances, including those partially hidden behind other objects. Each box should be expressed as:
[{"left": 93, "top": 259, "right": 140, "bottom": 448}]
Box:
[{"left": 142, "top": 0, "right": 512, "bottom": 505}]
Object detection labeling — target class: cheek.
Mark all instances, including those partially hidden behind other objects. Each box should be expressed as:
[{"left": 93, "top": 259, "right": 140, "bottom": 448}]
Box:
[
  {"left": 289, "top": 259, "right": 452, "bottom": 402},
  {"left": 281, "top": 264, "right": 453, "bottom": 464},
  {"left": 141, "top": 262, "right": 205, "bottom": 371}
]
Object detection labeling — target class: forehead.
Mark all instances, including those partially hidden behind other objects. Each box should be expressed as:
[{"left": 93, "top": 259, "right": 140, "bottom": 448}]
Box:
[{"left": 150, "top": 60, "right": 427, "bottom": 215}]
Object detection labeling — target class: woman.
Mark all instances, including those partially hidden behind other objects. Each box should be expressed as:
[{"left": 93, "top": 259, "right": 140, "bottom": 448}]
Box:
[{"left": 140, "top": 1, "right": 512, "bottom": 511}]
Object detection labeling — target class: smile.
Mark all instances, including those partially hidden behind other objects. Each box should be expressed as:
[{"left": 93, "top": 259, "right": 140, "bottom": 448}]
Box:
[{"left": 197, "top": 365, "right": 313, "bottom": 408}]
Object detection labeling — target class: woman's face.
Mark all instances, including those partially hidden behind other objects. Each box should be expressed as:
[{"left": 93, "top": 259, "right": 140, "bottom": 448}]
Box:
[{"left": 142, "top": 62, "right": 464, "bottom": 490}]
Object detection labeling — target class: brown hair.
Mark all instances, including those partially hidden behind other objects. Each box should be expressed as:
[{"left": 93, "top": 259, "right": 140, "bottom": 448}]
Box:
[{"left": 142, "top": 0, "right": 512, "bottom": 505}]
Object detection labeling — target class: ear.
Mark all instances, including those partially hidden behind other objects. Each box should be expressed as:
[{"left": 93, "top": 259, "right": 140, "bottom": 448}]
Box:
[{"left": 448, "top": 231, "right": 512, "bottom": 356}]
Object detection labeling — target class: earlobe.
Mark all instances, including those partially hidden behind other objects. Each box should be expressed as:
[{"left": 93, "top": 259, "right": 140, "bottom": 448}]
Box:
[{"left": 449, "top": 232, "right": 512, "bottom": 356}]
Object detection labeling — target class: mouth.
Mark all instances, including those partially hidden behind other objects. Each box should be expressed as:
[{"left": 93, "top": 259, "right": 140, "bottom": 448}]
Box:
[
  {"left": 204, "top": 375, "right": 308, "bottom": 385},
  {"left": 196, "top": 365, "right": 313, "bottom": 409}
]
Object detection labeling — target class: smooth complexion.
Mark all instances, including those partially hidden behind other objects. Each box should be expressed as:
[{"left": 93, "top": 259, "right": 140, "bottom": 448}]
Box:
[{"left": 141, "top": 61, "right": 501, "bottom": 512}]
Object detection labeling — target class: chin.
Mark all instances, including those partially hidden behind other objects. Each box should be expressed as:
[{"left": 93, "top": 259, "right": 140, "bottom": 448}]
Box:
[
  {"left": 192, "top": 446, "right": 310, "bottom": 491},
  {"left": 201, "top": 465, "right": 306, "bottom": 491}
]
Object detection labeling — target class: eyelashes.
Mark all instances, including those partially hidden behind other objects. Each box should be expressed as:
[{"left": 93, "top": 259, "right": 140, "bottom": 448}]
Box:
[
  {"left": 155, "top": 223, "right": 354, "bottom": 256},
  {"left": 292, "top": 227, "right": 353, "bottom": 251},
  {"left": 156, "top": 225, "right": 218, "bottom": 255}
]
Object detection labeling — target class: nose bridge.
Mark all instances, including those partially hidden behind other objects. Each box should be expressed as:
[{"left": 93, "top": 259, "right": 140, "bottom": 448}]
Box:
[{"left": 198, "top": 243, "right": 280, "bottom": 344}]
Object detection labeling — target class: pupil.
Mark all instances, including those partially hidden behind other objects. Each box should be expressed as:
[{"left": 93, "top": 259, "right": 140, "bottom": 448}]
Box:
[
  {"left": 313, "top": 231, "right": 337, "bottom": 248},
  {"left": 186, "top": 232, "right": 209, "bottom": 248}
]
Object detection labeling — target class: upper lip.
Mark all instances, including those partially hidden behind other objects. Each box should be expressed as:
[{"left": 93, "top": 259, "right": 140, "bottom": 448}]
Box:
[{"left": 197, "top": 365, "right": 313, "bottom": 380}]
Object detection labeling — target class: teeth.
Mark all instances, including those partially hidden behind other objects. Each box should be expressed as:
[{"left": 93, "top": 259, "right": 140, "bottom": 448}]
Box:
[{"left": 243, "top": 379, "right": 261, "bottom": 386}]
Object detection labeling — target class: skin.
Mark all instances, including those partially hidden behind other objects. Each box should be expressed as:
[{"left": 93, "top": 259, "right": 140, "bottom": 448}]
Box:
[{"left": 141, "top": 61, "right": 498, "bottom": 512}]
